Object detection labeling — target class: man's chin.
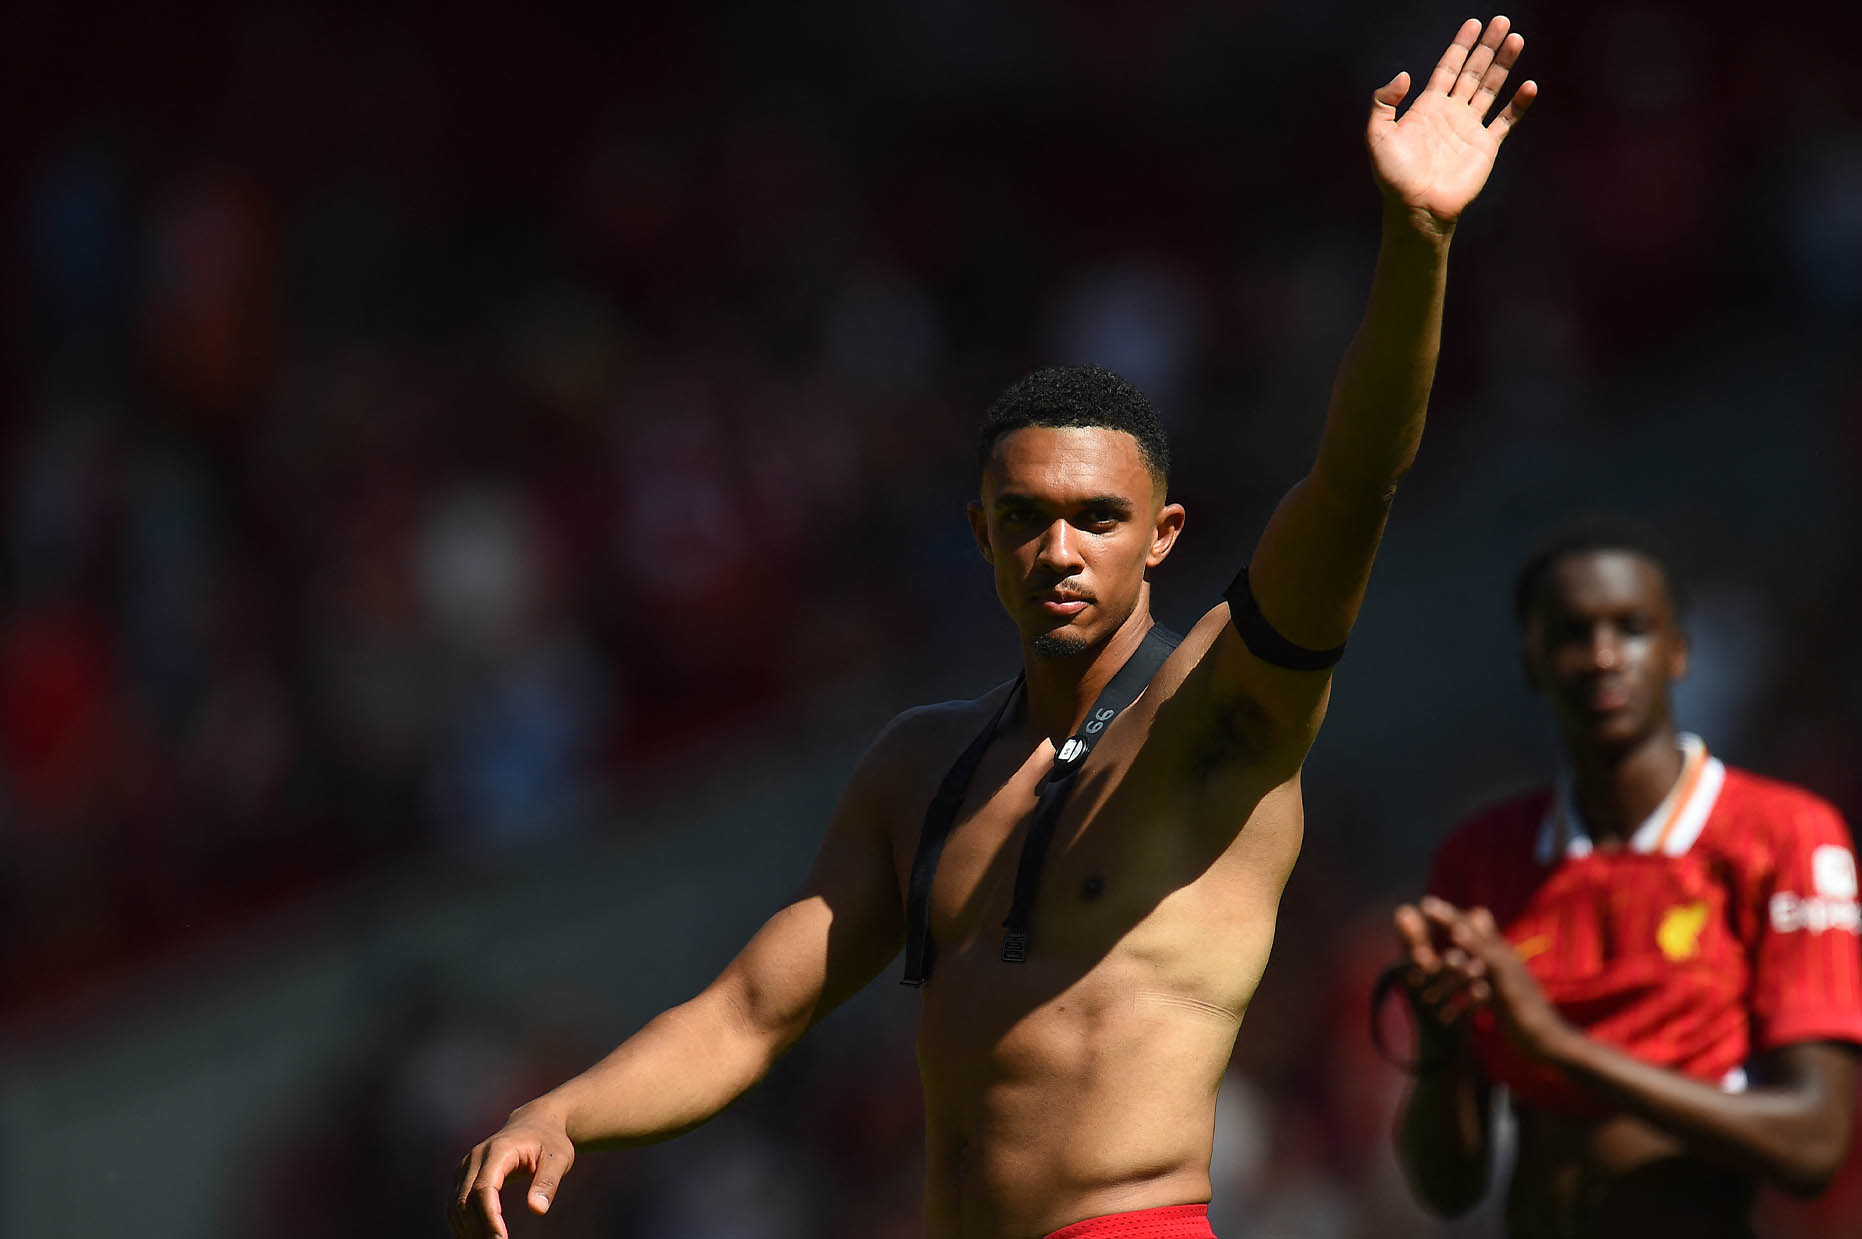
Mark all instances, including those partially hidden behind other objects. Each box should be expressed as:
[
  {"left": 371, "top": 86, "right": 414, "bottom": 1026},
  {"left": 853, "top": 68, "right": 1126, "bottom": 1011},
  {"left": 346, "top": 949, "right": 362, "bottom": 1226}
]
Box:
[
  {"left": 1030, "top": 631, "right": 1092, "bottom": 658},
  {"left": 1566, "top": 708, "right": 1657, "bottom": 754}
]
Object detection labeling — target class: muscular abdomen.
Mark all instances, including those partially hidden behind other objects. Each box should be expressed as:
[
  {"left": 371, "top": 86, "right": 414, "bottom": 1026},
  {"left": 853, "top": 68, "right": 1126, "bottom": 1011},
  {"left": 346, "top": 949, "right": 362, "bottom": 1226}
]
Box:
[
  {"left": 915, "top": 880, "right": 1278, "bottom": 1238},
  {"left": 895, "top": 687, "right": 1303, "bottom": 1238}
]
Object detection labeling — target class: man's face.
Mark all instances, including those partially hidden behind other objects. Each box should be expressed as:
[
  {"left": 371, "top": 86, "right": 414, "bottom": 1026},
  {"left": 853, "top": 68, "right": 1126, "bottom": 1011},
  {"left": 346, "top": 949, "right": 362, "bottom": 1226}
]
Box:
[
  {"left": 966, "top": 426, "right": 1184, "bottom": 656},
  {"left": 1521, "top": 550, "right": 1688, "bottom": 753}
]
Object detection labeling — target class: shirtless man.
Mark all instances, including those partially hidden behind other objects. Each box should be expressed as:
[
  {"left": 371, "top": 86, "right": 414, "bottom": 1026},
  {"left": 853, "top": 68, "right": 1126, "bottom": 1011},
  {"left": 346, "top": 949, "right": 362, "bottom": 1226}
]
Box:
[
  {"left": 1393, "top": 526, "right": 1862, "bottom": 1238},
  {"left": 450, "top": 18, "right": 1536, "bottom": 1238}
]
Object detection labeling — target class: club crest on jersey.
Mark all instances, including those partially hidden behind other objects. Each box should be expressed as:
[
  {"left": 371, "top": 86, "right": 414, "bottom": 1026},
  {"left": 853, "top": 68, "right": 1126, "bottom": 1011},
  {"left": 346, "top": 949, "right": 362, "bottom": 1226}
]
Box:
[
  {"left": 1813, "top": 845, "right": 1858, "bottom": 900},
  {"left": 1657, "top": 901, "right": 1710, "bottom": 961}
]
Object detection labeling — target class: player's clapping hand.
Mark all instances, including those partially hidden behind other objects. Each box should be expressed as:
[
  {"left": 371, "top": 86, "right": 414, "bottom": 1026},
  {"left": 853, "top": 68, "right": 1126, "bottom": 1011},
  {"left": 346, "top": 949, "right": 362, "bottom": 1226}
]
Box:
[
  {"left": 1367, "top": 16, "right": 1537, "bottom": 229},
  {"left": 448, "top": 1102, "right": 576, "bottom": 1239},
  {"left": 1408, "top": 896, "right": 1576, "bottom": 1064},
  {"left": 1394, "top": 898, "right": 1489, "bottom": 1038}
]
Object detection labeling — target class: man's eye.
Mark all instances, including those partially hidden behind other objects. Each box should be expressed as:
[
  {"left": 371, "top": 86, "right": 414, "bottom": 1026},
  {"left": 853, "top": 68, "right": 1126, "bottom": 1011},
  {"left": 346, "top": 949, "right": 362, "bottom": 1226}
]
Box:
[{"left": 1618, "top": 616, "right": 1650, "bottom": 636}]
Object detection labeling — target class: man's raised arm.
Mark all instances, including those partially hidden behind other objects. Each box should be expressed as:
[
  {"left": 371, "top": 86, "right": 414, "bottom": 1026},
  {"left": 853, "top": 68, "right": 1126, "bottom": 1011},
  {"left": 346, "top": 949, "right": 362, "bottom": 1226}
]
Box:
[
  {"left": 446, "top": 721, "right": 911, "bottom": 1239},
  {"left": 1195, "top": 17, "right": 1535, "bottom": 765}
]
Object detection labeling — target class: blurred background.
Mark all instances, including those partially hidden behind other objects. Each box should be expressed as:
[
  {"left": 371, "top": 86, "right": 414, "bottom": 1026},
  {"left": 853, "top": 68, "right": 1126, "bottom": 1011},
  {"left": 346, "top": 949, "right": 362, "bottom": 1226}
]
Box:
[{"left": 3, "top": 2, "right": 1861, "bottom": 1236}]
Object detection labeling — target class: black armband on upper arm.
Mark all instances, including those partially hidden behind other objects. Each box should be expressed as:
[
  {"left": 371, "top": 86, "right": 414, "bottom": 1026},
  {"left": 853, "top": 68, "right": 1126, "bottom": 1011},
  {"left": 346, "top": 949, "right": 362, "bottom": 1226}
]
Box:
[{"left": 1224, "top": 565, "right": 1347, "bottom": 672}]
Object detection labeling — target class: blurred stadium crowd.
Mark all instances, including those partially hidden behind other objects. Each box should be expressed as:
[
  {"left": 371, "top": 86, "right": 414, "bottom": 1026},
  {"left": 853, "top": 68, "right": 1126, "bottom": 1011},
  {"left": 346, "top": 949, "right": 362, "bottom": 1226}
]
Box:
[{"left": 6, "top": 3, "right": 1862, "bottom": 1236}]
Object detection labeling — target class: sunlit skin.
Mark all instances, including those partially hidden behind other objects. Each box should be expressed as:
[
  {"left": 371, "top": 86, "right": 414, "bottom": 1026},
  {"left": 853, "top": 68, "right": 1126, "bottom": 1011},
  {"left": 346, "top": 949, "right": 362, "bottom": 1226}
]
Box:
[
  {"left": 905, "top": 426, "right": 1297, "bottom": 1236},
  {"left": 449, "top": 17, "right": 1536, "bottom": 1239},
  {"left": 1394, "top": 550, "right": 1860, "bottom": 1237}
]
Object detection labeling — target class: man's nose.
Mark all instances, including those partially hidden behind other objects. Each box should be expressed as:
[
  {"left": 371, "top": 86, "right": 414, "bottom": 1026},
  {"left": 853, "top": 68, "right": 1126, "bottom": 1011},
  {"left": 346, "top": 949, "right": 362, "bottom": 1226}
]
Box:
[
  {"left": 1588, "top": 626, "right": 1621, "bottom": 670},
  {"left": 1035, "top": 519, "right": 1083, "bottom": 573}
]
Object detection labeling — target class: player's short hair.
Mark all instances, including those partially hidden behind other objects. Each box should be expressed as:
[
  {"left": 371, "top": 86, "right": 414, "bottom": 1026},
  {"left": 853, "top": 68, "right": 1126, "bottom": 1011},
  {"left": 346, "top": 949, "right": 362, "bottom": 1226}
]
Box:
[
  {"left": 978, "top": 364, "right": 1170, "bottom": 489},
  {"left": 1513, "top": 517, "right": 1687, "bottom": 627}
]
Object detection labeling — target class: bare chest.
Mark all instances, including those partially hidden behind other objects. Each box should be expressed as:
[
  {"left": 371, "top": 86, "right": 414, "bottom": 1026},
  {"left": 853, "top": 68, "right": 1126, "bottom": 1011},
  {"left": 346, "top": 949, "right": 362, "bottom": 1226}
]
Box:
[{"left": 890, "top": 725, "right": 1297, "bottom": 995}]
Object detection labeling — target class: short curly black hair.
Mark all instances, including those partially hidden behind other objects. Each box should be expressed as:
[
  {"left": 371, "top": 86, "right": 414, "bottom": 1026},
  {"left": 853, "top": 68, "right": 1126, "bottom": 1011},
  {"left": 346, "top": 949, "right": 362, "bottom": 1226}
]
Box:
[
  {"left": 1513, "top": 517, "right": 1687, "bottom": 628},
  {"left": 977, "top": 364, "right": 1170, "bottom": 488}
]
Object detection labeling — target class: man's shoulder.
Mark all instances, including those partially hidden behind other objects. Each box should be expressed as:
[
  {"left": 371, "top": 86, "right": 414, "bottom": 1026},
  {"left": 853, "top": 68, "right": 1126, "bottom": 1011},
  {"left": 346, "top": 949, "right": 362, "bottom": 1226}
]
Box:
[
  {"left": 857, "top": 679, "right": 1021, "bottom": 782},
  {"left": 1715, "top": 765, "right": 1842, "bottom": 818},
  {"left": 1437, "top": 787, "right": 1555, "bottom": 862},
  {"left": 1707, "top": 765, "right": 1851, "bottom": 850},
  {"left": 1423, "top": 788, "right": 1552, "bottom": 905}
]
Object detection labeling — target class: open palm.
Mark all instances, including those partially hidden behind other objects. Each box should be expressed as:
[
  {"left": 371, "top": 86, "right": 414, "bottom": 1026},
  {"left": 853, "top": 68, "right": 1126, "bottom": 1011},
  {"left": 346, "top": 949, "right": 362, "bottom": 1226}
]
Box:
[{"left": 1368, "top": 17, "right": 1537, "bottom": 226}]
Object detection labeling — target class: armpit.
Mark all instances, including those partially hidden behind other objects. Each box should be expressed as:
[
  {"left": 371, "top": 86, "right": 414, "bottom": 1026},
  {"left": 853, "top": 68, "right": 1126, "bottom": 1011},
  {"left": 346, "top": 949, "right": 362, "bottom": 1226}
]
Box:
[{"left": 1182, "top": 690, "right": 1273, "bottom": 780}]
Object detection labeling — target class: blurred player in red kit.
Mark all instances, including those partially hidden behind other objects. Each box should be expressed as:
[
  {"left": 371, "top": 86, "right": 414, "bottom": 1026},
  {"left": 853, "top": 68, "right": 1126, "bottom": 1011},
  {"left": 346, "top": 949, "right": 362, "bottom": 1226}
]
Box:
[{"left": 1391, "top": 523, "right": 1862, "bottom": 1238}]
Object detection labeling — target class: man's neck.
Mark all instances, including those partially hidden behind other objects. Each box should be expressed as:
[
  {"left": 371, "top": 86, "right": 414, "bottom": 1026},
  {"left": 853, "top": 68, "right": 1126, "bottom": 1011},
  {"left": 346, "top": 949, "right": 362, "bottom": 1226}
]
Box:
[
  {"left": 1020, "top": 596, "right": 1155, "bottom": 744},
  {"left": 1568, "top": 723, "right": 1685, "bottom": 845}
]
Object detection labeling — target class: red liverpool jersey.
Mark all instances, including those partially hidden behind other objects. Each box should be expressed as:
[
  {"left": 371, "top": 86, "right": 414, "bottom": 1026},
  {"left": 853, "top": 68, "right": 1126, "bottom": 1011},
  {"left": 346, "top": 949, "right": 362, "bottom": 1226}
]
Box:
[{"left": 1427, "top": 735, "right": 1862, "bottom": 1115}]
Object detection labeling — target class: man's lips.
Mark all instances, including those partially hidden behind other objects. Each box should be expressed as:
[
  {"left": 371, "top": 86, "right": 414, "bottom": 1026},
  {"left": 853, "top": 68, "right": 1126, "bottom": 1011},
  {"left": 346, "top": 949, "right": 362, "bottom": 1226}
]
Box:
[
  {"left": 1032, "top": 590, "right": 1092, "bottom": 617},
  {"left": 1583, "top": 682, "right": 1631, "bottom": 712}
]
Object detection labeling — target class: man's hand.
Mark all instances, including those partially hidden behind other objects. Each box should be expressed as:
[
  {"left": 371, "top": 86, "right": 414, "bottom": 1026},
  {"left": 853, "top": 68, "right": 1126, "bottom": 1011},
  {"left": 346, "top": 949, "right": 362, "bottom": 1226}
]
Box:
[
  {"left": 1394, "top": 898, "right": 1488, "bottom": 1035},
  {"left": 1391, "top": 899, "right": 1500, "bottom": 1216},
  {"left": 448, "top": 1102, "right": 576, "bottom": 1239},
  {"left": 1400, "top": 896, "right": 1575, "bottom": 1064},
  {"left": 1368, "top": 16, "right": 1536, "bottom": 230}
]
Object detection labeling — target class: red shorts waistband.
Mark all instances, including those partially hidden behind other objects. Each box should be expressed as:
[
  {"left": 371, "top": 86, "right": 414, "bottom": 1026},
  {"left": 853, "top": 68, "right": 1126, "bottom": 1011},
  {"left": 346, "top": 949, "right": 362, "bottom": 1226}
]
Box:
[{"left": 1042, "top": 1203, "right": 1215, "bottom": 1239}]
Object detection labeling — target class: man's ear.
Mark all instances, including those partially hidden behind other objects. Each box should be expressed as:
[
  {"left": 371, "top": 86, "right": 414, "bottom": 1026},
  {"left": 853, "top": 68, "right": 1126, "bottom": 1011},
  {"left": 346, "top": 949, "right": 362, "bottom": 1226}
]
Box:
[
  {"left": 1669, "top": 630, "right": 1690, "bottom": 684},
  {"left": 966, "top": 500, "right": 994, "bottom": 564},
  {"left": 1519, "top": 628, "right": 1546, "bottom": 696},
  {"left": 1147, "top": 502, "right": 1186, "bottom": 568},
  {"left": 1517, "top": 611, "right": 1548, "bottom": 695}
]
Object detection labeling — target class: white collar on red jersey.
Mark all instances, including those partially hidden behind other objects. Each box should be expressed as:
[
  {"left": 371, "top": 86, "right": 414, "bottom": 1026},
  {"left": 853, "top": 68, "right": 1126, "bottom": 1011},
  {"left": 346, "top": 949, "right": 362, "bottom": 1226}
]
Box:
[{"left": 1536, "top": 732, "right": 1727, "bottom": 863}]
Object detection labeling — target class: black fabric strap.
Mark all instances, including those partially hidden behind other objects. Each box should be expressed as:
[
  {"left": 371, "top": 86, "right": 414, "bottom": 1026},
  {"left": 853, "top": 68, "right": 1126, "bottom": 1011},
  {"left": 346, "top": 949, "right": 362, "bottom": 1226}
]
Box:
[
  {"left": 898, "top": 624, "right": 1181, "bottom": 986},
  {"left": 1369, "top": 961, "right": 1457, "bottom": 1075},
  {"left": 1000, "top": 624, "right": 1181, "bottom": 964},
  {"left": 899, "top": 679, "right": 1021, "bottom": 987},
  {"left": 1223, "top": 564, "right": 1346, "bottom": 672}
]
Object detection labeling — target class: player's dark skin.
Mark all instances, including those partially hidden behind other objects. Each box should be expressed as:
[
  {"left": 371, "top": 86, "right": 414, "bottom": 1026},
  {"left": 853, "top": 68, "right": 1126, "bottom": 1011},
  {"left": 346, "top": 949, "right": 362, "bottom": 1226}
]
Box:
[{"left": 1394, "top": 550, "right": 1860, "bottom": 1238}]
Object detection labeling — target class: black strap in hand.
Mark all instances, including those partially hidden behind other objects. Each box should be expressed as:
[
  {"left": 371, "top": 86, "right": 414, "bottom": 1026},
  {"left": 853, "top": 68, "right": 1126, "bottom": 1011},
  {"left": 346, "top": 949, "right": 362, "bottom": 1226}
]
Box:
[{"left": 1369, "top": 961, "right": 1457, "bottom": 1075}]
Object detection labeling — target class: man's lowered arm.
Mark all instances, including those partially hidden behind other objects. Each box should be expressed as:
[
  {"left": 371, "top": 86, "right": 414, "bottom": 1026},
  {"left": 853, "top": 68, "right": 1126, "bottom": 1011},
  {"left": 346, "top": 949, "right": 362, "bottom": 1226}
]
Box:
[{"left": 447, "top": 717, "right": 912, "bottom": 1238}]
